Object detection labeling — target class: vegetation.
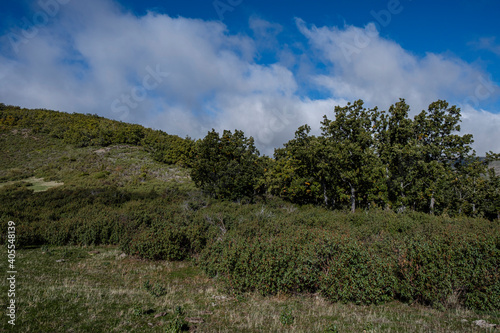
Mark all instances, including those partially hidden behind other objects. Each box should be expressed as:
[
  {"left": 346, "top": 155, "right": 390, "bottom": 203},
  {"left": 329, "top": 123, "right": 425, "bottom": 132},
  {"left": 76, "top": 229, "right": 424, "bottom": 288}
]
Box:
[
  {"left": 2, "top": 245, "right": 498, "bottom": 332},
  {"left": 0, "top": 103, "right": 195, "bottom": 168},
  {"left": 264, "top": 99, "right": 500, "bottom": 218},
  {"left": 190, "top": 129, "right": 263, "bottom": 201},
  {"left": 1, "top": 99, "right": 499, "bottom": 218},
  {"left": 0, "top": 101, "right": 499, "bottom": 331}
]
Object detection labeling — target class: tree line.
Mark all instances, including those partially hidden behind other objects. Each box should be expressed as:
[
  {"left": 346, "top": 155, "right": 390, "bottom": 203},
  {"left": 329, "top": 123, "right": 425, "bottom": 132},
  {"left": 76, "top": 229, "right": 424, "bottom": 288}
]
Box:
[
  {"left": 191, "top": 99, "right": 500, "bottom": 219},
  {"left": 1, "top": 100, "right": 499, "bottom": 218}
]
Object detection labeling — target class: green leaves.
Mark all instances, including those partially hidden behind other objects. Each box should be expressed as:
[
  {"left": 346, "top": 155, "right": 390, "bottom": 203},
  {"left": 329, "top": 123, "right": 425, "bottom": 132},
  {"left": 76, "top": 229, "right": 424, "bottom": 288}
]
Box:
[
  {"left": 191, "top": 129, "right": 263, "bottom": 201},
  {"left": 270, "top": 98, "right": 496, "bottom": 217}
]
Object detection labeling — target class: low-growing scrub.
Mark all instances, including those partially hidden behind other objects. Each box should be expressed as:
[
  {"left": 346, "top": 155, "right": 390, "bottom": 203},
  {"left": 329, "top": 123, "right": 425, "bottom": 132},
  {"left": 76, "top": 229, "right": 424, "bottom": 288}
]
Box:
[
  {"left": 198, "top": 211, "right": 500, "bottom": 311},
  {"left": 1, "top": 182, "right": 498, "bottom": 311}
]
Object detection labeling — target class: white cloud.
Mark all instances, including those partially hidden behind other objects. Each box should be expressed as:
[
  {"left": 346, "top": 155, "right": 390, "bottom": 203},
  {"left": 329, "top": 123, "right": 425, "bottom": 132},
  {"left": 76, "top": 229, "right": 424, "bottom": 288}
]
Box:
[
  {"left": 297, "top": 20, "right": 500, "bottom": 154},
  {"left": 0, "top": 0, "right": 499, "bottom": 156},
  {"left": 296, "top": 20, "right": 498, "bottom": 110},
  {"left": 460, "top": 105, "right": 500, "bottom": 154}
]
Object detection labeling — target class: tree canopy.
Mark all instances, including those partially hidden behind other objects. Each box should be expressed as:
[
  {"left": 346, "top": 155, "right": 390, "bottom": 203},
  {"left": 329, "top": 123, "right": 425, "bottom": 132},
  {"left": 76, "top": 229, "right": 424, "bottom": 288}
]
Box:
[{"left": 262, "top": 99, "right": 499, "bottom": 218}]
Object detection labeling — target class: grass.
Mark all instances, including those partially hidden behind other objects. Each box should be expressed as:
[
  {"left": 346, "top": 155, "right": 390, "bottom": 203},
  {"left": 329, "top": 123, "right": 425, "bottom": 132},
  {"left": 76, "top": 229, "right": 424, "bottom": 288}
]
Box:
[
  {"left": 0, "top": 245, "right": 498, "bottom": 332},
  {"left": 0, "top": 128, "right": 194, "bottom": 193},
  {"left": 0, "top": 177, "right": 64, "bottom": 192}
]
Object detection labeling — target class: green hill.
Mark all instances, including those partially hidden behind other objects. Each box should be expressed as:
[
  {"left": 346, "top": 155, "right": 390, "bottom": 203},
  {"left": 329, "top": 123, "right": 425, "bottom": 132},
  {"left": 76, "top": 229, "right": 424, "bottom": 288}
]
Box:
[
  {"left": 0, "top": 103, "right": 499, "bottom": 331},
  {"left": 0, "top": 123, "right": 192, "bottom": 193}
]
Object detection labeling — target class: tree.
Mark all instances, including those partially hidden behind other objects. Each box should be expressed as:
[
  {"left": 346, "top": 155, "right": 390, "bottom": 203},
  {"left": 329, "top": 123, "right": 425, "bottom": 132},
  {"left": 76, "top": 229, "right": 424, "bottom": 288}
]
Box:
[
  {"left": 321, "top": 100, "right": 383, "bottom": 212},
  {"left": 265, "top": 126, "right": 328, "bottom": 205},
  {"left": 481, "top": 153, "right": 500, "bottom": 219},
  {"left": 191, "top": 129, "right": 262, "bottom": 201},
  {"left": 376, "top": 99, "right": 420, "bottom": 211},
  {"left": 412, "top": 100, "right": 474, "bottom": 213}
]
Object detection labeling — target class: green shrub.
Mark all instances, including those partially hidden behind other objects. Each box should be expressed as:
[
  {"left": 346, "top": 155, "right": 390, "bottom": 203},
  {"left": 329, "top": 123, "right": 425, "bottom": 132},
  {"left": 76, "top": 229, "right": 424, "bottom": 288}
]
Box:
[
  {"left": 279, "top": 306, "right": 294, "bottom": 326},
  {"left": 318, "top": 240, "right": 396, "bottom": 305},
  {"left": 396, "top": 234, "right": 500, "bottom": 311},
  {"left": 200, "top": 228, "right": 323, "bottom": 295},
  {"left": 143, "top": 280, "right": 168, "bottom": 297}
]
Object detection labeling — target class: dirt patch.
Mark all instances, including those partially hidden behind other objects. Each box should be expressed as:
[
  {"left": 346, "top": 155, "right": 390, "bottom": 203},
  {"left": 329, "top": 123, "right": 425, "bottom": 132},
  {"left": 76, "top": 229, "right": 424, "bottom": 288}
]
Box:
[
  {"left": 11, "top": 128, "right": 34, "bottom": 139},
  {"left": 94, "top": 145, "right": 138, "bottom": 154},
  {"left": 94, "top": 147, "right": 111, "bottom": 154}
]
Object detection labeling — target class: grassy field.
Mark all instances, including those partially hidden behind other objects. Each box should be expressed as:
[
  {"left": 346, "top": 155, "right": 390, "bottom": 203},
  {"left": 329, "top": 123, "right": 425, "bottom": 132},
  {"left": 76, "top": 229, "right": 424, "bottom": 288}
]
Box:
[{"left": 1, "top": 245, "right": 498, "bottom": 332}]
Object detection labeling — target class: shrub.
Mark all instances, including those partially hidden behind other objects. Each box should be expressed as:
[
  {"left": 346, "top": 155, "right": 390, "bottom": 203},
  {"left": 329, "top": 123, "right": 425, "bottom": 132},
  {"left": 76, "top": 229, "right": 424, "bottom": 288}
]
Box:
[
  {"left": 318, "top": 240, "right": 396, "bottom": 305},
  {"left": 396, "top": 234, "right": 500, "bottom": 311}
]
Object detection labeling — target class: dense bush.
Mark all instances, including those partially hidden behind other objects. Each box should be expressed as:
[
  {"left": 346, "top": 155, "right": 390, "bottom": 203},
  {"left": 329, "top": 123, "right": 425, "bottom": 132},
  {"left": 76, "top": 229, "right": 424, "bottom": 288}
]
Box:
[
  {"left": 0, "top": 183, "right": 498, "bottom": 310},
  {"left": 198, "top": 209, "right": 500, "bottom": 311},
  {"left": 395, "top": 234, "right": 500, "bottom": 310},
  {"left": 318, "top": 239, "right": 396, "bottom": 305},
  {"left": 200, "top": 229, "right": 322, "bottom": 295}
]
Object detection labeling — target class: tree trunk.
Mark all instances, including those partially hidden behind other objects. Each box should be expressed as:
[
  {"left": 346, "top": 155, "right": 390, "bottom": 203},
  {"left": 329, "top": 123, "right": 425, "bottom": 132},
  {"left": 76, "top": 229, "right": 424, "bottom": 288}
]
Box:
[
  {"left": 430, "top": 194, "right": 435, "bottom": 214},
  {"left": 351, "top": 185, "right": 356, "bottom": 213},
  {"left": 322, "top": 180, "right": 328, "bottom": 207}
]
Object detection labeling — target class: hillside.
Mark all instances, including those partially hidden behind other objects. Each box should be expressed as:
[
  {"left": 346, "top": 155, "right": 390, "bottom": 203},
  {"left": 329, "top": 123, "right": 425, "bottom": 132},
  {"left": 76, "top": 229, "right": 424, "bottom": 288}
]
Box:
[
  {"left": 0, "top": 126, "right": 192, "bottom": 193},
  {"left": 0, "top": 104, "right": 499, "bottom": 332}
]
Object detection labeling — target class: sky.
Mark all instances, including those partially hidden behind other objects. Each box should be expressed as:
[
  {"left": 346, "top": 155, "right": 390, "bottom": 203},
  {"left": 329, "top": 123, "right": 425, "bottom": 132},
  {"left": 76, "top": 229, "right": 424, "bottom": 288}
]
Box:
[{"left": 0, "top": 0, "right": 499, "bottom": 156}]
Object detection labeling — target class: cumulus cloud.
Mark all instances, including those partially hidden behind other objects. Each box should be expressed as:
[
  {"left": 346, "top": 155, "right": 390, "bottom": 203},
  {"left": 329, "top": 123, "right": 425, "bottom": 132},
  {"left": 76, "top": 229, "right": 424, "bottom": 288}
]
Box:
[
  {"left": 460, "top": 106, "right": 500, "bottom": 154},
  {"left": 0, "top": 0, "right": 498, "bottom": 155},
  {"left": 296, "top": 20, "right": 499, "bottom": 110}
]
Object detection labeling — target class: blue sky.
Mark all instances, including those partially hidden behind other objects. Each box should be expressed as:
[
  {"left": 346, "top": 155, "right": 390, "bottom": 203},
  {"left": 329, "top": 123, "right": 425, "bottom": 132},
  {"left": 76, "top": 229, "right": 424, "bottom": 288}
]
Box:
[{"left": 0, "top": 0, "right": 499, "bottom": 155}]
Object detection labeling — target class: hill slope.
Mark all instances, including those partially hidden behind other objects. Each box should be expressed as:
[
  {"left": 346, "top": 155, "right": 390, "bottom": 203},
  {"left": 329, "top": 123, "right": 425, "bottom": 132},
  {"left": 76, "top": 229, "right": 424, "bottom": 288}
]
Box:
[{"left": 0, "top": 126, "right": 192, "bottom": 192}]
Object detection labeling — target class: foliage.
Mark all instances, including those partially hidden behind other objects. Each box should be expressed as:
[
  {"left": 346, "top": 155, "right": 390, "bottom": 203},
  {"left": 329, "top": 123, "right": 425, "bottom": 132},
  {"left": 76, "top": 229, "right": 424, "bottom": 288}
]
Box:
[
  {"left": 143, "top": 280, "right": 168, "bottom": 297},
  {"left": 191, "top": 129, "right": 263, "bottom": 201},
  {"left": 1, "top": 100, "right": 499, "bottom": 314},
  {"left": 198, "top": 207, "right": 500, "bottom": 311},
  {"left": 0, "top": 104, "right": 194, "bottom": 166},
  {"left": 270, "top": 98, "right": 499, "bottom": 217},
  {"left": 279, "top": 306, "right": 295, "bottom": 326}
]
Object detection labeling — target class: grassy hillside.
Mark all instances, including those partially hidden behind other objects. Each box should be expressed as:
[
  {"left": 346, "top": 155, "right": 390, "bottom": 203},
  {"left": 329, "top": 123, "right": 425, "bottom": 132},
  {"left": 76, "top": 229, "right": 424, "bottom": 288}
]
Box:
[
  {"left": 0, "top": 125, "right": 193, "bottom": 192},
  {"left": 1, "top": 105, "right": 499, "bottom": 332}
]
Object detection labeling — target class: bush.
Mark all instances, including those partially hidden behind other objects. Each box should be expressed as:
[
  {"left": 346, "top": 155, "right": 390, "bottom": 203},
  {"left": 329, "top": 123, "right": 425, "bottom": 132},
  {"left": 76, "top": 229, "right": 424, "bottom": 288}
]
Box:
[
  {"left": 127, "top": 227, "right": 190, "bottom": 261},
  {"left": 319, "top": 240, "right": 396, "bottom": 305},
  {"left": 395, "top": 234, "right": 500, "bottom": 310},
  {"left": 199, "top": 212, "right": 500, "bottom": 310},
  {"left": 200, "top": 228, "right": 323, "bottom": 295}
]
